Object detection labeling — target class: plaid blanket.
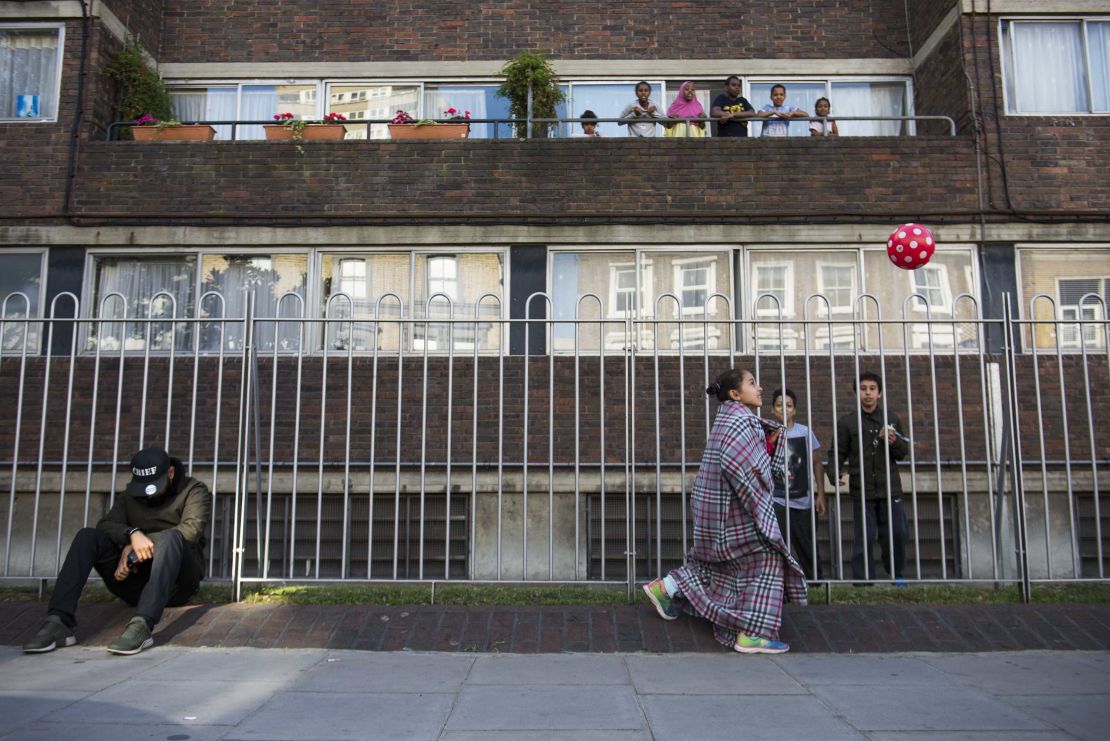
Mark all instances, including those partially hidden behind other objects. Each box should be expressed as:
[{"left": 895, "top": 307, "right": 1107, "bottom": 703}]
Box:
[{"left": 669, "top": 401, "right": 808, "bottom": 646}]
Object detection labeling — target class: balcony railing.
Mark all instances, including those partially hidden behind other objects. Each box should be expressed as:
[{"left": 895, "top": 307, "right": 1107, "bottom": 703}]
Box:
[{"left": 106, "top": 114, "right": 958, "bottom": 141}]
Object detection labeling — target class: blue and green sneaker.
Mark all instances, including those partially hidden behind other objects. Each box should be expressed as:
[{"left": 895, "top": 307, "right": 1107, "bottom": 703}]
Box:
[
  {"left": 734, "top": 633, "right": 790, "bottom": 654},
  {"left": 642, "top": 578, "right": 679, "bottom": 621}
]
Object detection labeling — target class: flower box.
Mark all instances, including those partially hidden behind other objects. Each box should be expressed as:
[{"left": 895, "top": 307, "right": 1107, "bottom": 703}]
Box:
[
  {"left": 263, "top": 124, "right": 348, "bottom": 141},
  {"left": 388, "top": 123, "right": 470, "bottom": 140},
  {"left": 132, "top": 124, "right": 216, "bottom": 142}
]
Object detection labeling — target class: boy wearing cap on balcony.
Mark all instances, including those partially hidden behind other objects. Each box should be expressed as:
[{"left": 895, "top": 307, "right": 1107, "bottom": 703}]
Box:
[{"left": 23, "top": 447, "right": 210, "bottom": 656}]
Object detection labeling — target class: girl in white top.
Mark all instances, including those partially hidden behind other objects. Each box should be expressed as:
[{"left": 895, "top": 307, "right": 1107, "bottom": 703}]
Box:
[{"left": 809, "top": 97, "right": 839, "bottom": 137}]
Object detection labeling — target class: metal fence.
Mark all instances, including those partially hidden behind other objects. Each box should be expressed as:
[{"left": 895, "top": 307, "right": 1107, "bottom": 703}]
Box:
[{"left": 1, "top": 289, "right": 1107, "bottom": 601}]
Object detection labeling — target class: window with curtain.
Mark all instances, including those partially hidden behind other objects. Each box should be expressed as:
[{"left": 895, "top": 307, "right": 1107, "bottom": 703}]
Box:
[
  {"left": 0, "top": 252, "right": 44, "bottom": 352},
  {"left": 829, "top": 81, "right": 907, "bottom": 135},
  {"left": 199, "top": 254, "right": 307, "bottom": 352},
  {"left": 320, "top": 253, "right": 410, "bottom": 351},
  {"left": 551, "top": 251, "right": 635, "bottom": 352},
  {"left": 423, "top": 84, "right": 513, "bottom": 139},
  {"left": 169, "top": 87, "right": 236, "bottom": 139},
  {"left": 328, "top": 84, "right": 420, "bottom": 139},
  {"left": 1002, "top": 19, "right": 1110, "bottom": 113},
  {"left": 413, "top": 253, "right": 503, "bottom": 352},
  {"left": 566, "top": 82, "right": 661, "bottom": 138},
  {"left": 90, "top": 256, "right": 196, "bottom": 352},
  {"left": 749, "top": 81, "right": 826, "bottom": 137},
  {"left": 240, "top": 84, "right": 318, "bottom": 140},
  {"left": 0, "top": 27, "right": 60, "bottom": 120}
]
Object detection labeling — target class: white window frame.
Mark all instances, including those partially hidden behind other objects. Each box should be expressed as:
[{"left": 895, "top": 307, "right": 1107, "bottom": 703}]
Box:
[
  {"left": 608, "top": 261, "right": 639, "bottom": 318},
  {"left": 1057, "top": 276, "right": 1108, "bottom": 350},
  {"left": 672, "top": 256, "right": 716, "bottom": 316},
  {"left": 1000, "top": 17, "right": 1110, "bottom": 115},
  {"left": 910, "top": 263, "right": 954, "bottom": 314},
  {"left": 0, "top": 23, "right": 65, "bottom": 123},
  {"left": 816, "top": 261, "right": 858, "bottom": 316},
  {"left": 752, "top": 262, "right": 794, "bottom": 318}
]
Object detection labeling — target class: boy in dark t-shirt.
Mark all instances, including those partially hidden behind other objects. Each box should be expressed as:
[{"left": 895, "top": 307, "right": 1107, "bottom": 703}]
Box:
[{"left": 711, "top": 75, "right": 756, "bottom": 137}]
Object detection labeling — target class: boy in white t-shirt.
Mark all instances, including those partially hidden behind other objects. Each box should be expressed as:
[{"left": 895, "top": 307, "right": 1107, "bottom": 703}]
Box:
[{"left": 770, "top": 388, "right": 827, "bottom": 579}]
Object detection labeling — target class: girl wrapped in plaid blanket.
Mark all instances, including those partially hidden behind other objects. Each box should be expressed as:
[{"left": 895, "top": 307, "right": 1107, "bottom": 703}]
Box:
[{"left": 643, "top": 368, "right": 808, "bottom": 653}]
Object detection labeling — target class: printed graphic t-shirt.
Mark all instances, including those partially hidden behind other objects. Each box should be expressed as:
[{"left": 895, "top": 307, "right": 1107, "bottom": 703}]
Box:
[
  {"left": 772, "top": 423, "right": 822, "bottom": 510},
  {"left": 712, "top": 94, "right": 754, "bottom": 137}
]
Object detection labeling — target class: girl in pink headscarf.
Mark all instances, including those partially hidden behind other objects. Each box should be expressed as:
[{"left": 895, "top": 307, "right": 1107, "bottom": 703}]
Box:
[{"left": 664, "top": 81, "right": 707, "bottom": 137}]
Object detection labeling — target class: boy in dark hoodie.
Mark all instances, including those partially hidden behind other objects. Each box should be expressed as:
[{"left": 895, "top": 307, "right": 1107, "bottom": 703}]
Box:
[{"left": 23, "top": 446, "right": 210, "bottom": 655}]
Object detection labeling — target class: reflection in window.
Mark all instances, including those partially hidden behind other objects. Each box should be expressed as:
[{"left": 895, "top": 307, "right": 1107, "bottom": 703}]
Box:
[
  {"left": 320, "top": 253, "right": 410, "bottom": 351},
  {"left": 552, "top": 250, "right": 730, "bottom": 352},
  {"left": 240, "top": 84, "right": 319, "bottom": 140},
  {"left": 413, "top": 253, "right": 503, "bottom": 352},
  {"left": 329, "top": 84, "right": 420, "bottom": 139},
  {"left": 1022, "top": 249, "right": 1110, "bottom": 350},
  {"left": 0, "top": 253, "right": 44, "bottom": 353},
  {"left": 199, "top": 254, "right": 307, "bottom": 352},
  {"left": 862, "top": 249, "right": 977, "bottom": 351},
  {"left": 1058, "top": 278, "right": 1108, "bottom": 350},
  {"left": 0, "top": 28, "right": 60, "bottom": 120},
  {"left": 90, "top": 256, "right": 196, "bottom": 352}
]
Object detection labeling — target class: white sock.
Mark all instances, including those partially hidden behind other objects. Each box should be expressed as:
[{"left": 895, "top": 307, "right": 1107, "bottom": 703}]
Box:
[{"left": 662, "top": 574, "right": 680, "bottom": 598}]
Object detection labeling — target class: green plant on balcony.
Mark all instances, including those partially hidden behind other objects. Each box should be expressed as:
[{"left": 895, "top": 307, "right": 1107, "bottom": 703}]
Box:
[
  {"left": 104, "top": 37, "right": 173, "bottom": 139},
  {"left": 496, "top": 51, "right": 565, "bottom": 138}
]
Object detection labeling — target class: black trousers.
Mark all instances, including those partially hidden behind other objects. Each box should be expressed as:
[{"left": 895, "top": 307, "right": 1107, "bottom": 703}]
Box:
[
  {"left": 48, "top": 527, "right": 202, "bottom": 628},
  {"left": 773, "top": 503, "right": 824, "bottom": 580},
  {"left": 851, "top": 496, "right": 908, "bottom": 580}
]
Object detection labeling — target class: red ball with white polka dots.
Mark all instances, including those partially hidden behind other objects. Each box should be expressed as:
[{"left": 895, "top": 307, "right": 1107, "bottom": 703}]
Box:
[{"left": 886, "top": 223, "right": 936, "bottom": 270}]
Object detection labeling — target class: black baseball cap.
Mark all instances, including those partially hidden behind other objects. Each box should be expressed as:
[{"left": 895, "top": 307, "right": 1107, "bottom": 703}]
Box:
[{"left": 126, "top": 447, "right": 171, "bottom": 498}]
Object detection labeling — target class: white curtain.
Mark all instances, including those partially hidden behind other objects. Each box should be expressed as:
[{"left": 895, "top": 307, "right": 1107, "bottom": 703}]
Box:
[
  {"left": 169, "top": 87, "right": 236, "bottom": 139},
  {"left": 240, "top": 86, "right": 277, "bottom": 141},
  {"left": 1011, "top": 22, "right": 1087, "bottom": 113},
  {"left": 0, "top": 30, "right": 58, "bottom": 119},
  {"left": 831, "top": 82, "right": 905, "bottom": 136},
  {"left": 93, "top": 257, "right": 195, "bottom": 351},
  {"left": 424, "top": 86, "right": 487, "bottom": 136},
  {"left": 1089, "top": 22, "right": 1110, "bottom": 111}
]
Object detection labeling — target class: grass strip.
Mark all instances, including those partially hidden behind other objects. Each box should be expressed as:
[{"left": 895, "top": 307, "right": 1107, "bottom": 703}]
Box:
[{"left": 2, "top": 582, "right": 1107, "bottom": 607}]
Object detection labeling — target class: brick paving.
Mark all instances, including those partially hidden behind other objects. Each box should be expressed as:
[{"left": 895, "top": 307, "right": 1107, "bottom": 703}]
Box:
[{"left": 2, "top": 599, "right": 1109, "bottom": 653}]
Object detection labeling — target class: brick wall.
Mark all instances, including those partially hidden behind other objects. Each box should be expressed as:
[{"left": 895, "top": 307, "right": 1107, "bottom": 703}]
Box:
[
  {"left": 61, "top": 138, "right": 981, "bottom": 223},
  {"left": 2, "top": 355, "right": 1105, "bottom": 468},
  {"left": 100, "top": 0, "right": 164, "bottom": 56},
  {"left": 157, "top": 0, "right": 912, "bottom": 63},
  {"left": 906, "top": 0, "right": 959, "bottom": 53},
  {"left": 912, "top": 23, "right": 972, "bottom": 134},
  {"left": 960, "top": 14, "right": 1110, "bottom": 214}
]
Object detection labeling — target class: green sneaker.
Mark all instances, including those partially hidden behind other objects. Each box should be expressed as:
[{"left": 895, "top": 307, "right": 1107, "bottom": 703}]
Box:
[
  {"left": 107, "top": 617, "right": 154, "bottom": 655},
  {"left": 734, "top": 633, "right": 790, "bottom": 654},
  {"left": 642, "top": 578, "right": 679, "bottom": 621},
  {"left": 22, "top": 615, "right": 76, "bottom": 653}
]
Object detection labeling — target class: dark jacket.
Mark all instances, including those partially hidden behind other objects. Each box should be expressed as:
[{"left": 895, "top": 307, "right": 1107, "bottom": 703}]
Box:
[
  {"left": 826, "top": 406, "right": 910, "bottom": 500},
  {"left": 97, "top": 459, "right": 210, "bottom": 570}
]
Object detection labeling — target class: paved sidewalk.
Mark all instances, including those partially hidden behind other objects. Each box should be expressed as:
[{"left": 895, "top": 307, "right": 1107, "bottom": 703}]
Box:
[
  {"left": 1, "top": 645, "right": 1108, "bottom": 740},
  {"left": 2, "top": 600, "right": 1109, "bottom": 653}
]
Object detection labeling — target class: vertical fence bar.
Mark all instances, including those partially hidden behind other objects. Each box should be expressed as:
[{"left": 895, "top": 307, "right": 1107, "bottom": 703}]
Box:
[
  {"left": 1077, "top": 294, "right": 1106, "bottom": 578},
  {"left": 2, "top": 293, "right": 31, "bottom": 576},
  {"left": 49, "top": 294, "right": 81, "bottom": 575}
]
